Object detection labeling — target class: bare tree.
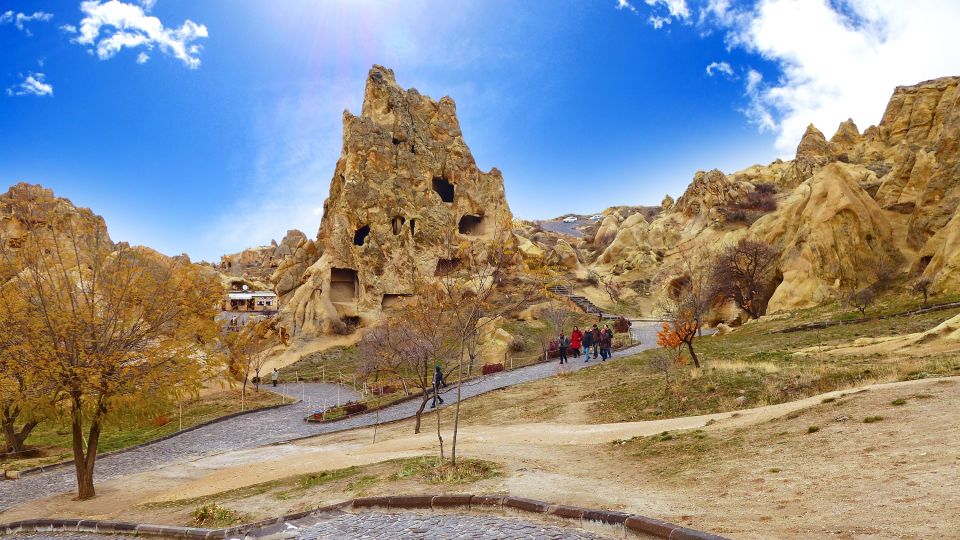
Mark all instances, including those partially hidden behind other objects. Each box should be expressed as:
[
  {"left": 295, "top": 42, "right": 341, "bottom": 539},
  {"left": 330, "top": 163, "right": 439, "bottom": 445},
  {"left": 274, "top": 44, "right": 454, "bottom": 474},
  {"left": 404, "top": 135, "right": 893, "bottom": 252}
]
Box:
[
  {"left": 223, "top": 330, "right": 269, "bottom": 408},
  {"left": 846, "top": 287, "right": 876, "bottom": 317},
  {"left": 359, "top": 289, "right": 454, "bottom": 434},
  {"left": 437, "top": 232, "right": 542, "bottom": 466},
  {"left": 656, "top": 247, "right": 715, "bottom": 368},
  {"left": 711, "top": 238, "right": 778, "bottom": 319},
  {"left": 600, "top": 276, "right": 624, "bottom": 304}
]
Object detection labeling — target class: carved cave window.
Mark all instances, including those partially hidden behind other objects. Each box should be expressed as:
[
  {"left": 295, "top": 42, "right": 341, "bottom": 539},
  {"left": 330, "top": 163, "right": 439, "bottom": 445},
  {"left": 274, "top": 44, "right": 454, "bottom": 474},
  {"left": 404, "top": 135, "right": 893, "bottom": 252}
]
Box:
[{"left": 432, "top": 176, "right": 454, "bottom": 203}]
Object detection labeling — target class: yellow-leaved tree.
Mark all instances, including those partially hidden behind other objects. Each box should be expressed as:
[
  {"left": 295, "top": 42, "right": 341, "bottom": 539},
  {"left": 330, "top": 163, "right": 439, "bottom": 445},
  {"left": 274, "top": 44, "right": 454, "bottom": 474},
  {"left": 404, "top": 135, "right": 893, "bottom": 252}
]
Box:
[{"left": 0, "top": 195, "right": 222, "bottom": 499}]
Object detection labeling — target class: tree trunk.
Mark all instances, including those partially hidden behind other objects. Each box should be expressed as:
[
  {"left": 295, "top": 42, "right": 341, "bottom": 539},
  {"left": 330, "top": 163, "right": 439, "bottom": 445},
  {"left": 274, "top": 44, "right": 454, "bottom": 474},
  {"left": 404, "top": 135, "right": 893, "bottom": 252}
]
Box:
[
  {"left": 1, "top": 407, "right": 38, "bottom": 455},
  {"left": 685, "top": 340, "right": 701, "bottom": 368},
  {"left": 451, "top": 340, "right": 465, "bottom": 466},
  {"left": 414, "top": 395, "right": 428, "bottom": 434},
  {"left": 435, "top": 397, "right": 444, "bottom": 463}
]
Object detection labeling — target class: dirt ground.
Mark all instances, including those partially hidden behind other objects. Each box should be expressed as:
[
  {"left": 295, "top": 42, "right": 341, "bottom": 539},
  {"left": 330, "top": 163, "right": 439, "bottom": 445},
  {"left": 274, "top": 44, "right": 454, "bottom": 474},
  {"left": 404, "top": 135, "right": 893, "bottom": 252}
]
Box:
[{"left": 5, "top": 377, "right": 958, "bottom": 539}]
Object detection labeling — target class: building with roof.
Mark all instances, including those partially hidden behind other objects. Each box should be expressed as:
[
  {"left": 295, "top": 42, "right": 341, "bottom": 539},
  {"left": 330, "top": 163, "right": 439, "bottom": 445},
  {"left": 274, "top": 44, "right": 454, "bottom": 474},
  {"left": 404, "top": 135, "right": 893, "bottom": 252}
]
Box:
[{"left": 223, "top": 290, "right": 277, "bottom": 312}]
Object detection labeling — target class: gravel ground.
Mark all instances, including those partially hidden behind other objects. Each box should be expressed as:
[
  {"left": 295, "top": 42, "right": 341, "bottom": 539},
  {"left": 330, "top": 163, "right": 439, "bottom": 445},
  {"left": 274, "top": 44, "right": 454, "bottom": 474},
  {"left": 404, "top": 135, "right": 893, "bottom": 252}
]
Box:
[{"left": 0, "top": 324, "right": 677, "bottom": 513}]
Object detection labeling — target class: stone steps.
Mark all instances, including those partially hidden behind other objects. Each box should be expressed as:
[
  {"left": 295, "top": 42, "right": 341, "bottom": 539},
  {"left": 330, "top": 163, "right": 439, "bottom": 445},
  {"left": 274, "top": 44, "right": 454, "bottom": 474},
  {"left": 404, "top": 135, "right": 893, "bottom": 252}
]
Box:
[{"left": 548, "top": 286, "right": 607, "bottom": 317}]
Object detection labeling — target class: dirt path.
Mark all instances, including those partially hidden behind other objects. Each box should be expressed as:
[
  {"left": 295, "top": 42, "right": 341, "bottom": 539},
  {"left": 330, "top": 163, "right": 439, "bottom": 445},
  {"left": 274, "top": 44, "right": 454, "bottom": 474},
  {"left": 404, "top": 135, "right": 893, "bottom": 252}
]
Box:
[
  {"left": 0, "top": 326, "right": 664, "bottom": 514},
  {"left": 8, "top": 376, "right": 958, "bottom": 539}
]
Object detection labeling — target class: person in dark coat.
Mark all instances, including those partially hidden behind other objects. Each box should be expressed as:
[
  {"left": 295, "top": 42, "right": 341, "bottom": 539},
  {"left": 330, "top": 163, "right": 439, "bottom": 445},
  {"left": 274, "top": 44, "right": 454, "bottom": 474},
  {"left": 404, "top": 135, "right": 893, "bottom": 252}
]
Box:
[
  {"left": 590, "top": 325, "right": 602, "bottom": 359},
  {"left": 570, "top": 326, "right": 583, "bottom": 358},
  {"left": 600, "top": 324, "right": 613, "bottom": 360},
  {"left": 581, "top": 327, "right": 594, "bottom": 362},
  {"left": 430, "top": 364, "right": 446, "bottom": 408},
  {"left": 558, "top": 334, "right": 569, "bottom": 364}
]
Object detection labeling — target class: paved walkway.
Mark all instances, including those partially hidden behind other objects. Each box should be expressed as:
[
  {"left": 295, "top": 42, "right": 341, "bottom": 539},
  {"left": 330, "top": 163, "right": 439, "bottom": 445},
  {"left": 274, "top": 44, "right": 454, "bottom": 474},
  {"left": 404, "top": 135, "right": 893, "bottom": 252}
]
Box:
[
  {"left": 2, "top": 512, "right": 611, "bottom": 539},
  {"left": 294, "top": 511, "right": 608, "bottom": 539},
  {"left": 0, "top": 323, "right": 689, "bottom": 514}
]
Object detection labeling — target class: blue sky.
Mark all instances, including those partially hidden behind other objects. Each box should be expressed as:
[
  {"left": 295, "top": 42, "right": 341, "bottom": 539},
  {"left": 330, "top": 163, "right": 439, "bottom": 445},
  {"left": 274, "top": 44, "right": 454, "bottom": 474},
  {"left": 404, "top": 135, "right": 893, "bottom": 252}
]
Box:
[{"left": 2, "top": 0, "right": 958, "bottom": 261}]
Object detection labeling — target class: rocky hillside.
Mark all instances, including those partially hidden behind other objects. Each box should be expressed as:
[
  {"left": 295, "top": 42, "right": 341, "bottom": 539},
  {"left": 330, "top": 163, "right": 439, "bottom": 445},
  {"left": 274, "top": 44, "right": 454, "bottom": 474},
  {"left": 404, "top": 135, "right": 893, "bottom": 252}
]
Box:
[
  {"left": 218, "top": 229, "right": 306, "bottom": 282},
  {"left": 0, "top": 183, "right": 113, "bottom": 280},
  {"left": 544, "top": 76, "right": 959, "bottom": 315},
  {"left": 270, "top": 65, "right": 513, "bottom": 342}
]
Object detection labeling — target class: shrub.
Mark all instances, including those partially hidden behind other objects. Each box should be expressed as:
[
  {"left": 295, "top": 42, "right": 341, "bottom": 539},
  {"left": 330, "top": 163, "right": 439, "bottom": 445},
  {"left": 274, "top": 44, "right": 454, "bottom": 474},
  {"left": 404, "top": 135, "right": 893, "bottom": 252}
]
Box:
[
  {"left": 330, "top": 320, "right": 351, "bottom": 335},
  {"left": 193, "top": 503, "right": 241, "bottom": 527},
  {"left": 482, "top": 363, "right": 505, "bottom": 375},
  {"left": 307, "top": 412, "right": 324, "bottom": 421},
  {"left": 152, "top": 415, "right": 170, "bottom": 427},
  {"left": 807, "top": 426, "right": 820, "bottom": 433},
  {"left": 891, "top": 398, "right": 906, "bottom": 406},
  {"left": 509, "top": 336, "right": 526, "bottom": 352},
  {"left": 863, "top": 415, "right": 884, "bottom": 423},
  {"left": 343, "top": 401, "right": 368, "bottom": 415},
  {"left": 613, "top": 317, "right": 631, "bottom": 333},
  {"left": 754, "top": 183, "right": 777, "bottom": 195}
]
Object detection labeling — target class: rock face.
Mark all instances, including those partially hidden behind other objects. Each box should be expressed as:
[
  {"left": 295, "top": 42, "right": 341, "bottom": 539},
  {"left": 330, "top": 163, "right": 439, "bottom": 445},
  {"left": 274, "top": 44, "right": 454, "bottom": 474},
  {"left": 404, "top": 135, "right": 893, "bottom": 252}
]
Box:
[
  {"left": 272, "top": 66, "right": 512, "bottom": 341},
  {"left": 753, "top": 163, "right": 897, "bottom": 311},
  {"left": 219, "top": 229, "right": 307, "bottom": 282},
  {"left": 0, "top": 183, "right": 112, "bottom": 280},
  {"left": 574, "top": 75, "right": 960, "bottom": 315}
]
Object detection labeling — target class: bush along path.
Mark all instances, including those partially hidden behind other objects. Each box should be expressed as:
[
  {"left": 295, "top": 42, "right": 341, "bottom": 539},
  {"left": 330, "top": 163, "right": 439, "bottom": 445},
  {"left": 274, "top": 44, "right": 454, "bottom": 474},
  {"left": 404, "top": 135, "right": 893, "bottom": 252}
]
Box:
[{"left": 0, "top": 324, "right": 674, "bottom": 512}]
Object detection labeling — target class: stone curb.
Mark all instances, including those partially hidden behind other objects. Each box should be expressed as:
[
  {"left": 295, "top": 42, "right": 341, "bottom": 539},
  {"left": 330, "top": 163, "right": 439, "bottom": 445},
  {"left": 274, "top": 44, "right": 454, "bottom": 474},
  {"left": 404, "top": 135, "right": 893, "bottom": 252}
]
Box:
[
  {"left": 11, "top": 401, "right": 298, "bottom": 480},
  {"left": 0, "top": 494, "right": 729, "bottom": 539}
]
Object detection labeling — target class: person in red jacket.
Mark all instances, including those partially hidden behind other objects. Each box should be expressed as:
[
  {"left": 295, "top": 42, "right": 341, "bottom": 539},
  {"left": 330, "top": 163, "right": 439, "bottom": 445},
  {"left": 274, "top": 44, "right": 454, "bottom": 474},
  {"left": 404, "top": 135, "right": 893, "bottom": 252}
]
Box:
[{"left": 570, "top": 326, "right": 583, "bottom": 359}]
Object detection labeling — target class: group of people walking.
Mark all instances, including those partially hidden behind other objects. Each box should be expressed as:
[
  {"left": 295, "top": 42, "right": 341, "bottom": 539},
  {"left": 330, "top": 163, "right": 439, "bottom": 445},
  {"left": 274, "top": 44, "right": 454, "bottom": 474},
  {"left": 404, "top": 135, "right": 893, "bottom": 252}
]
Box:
[{"left": 557, "top": 324, "right": 614, "bottom": 364}]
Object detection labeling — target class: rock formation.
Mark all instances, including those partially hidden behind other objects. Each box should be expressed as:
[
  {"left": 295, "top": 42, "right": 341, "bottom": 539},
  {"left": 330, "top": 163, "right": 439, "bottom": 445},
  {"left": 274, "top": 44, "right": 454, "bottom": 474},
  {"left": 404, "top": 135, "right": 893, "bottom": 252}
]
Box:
[
  {"left": 219, "top": 229, "right": 306, "bottom": 282},
  {"left": 0, "top": 183, "right": 112, "bottom": 281},
  {"left": 271, "top": 66, "right": 512, "bottom": 341},
  {"left": 568, "top": 75, "right": 960, "bottom": 316}
]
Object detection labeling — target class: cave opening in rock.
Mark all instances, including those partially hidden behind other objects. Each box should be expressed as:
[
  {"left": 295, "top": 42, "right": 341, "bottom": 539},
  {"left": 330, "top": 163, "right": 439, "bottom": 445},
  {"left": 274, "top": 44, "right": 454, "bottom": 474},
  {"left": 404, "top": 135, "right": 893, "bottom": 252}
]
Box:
[
  {"left": 330, "top": 268, "right": 358, "bottom": 302},
  {"left": 391, "top": 216, "right": 405, "bottom": 235},
  {"left": 435, "top": 258, "right": 461, "bottom": 276},
  {"left": 918, "top": 255, "right": 933, "bottom": 273},
  {"left": 381, "top": 293, "right": 413, "bottom": 309},
  {"left": 458, "top": 214, "right": 488, "bottom": 235},
  {"left": 432, "top": 176, "right": 454, "bottom": 203},
  {"left": 353, "top": 225, "right": 370, "bottom": 246},
  {"left": 410, "top": 218, "right": 416, "bottom": 238}
]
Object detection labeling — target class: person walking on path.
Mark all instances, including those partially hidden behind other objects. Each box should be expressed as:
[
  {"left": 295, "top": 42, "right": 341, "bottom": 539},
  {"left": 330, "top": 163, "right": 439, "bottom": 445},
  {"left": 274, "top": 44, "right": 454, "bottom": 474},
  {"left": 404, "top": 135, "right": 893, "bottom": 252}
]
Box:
[
  {"left": 581, "top": 326, "right": 594, "bottom": 362},
  {"left": 570, "top": 326, "right": 583, "bottom": 359},
  {"left": 271, "top": 368, "right": 279, "bottom": 387},
  {"left": 590, "top": 325, "right": 602, "bottom": 359},
  {"left": 430, "top": 364, "right": 446, "bottom": 408},
  {"left": 600, "top": 324, "right": 613, "bottom": 361},
  {"left": 558, "top": 334, "right": 570, "bottom": 364}
]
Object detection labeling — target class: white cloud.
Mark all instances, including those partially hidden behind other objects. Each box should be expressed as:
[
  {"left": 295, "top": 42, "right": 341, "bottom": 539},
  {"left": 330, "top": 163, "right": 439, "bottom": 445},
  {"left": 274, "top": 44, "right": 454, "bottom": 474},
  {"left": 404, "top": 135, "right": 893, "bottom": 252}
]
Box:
[
  {"left": 7, "top": 73, "right": 53, "bottom": 97},
  {"left": 616, "top": 0, "right": 639, "bottom": 14},
  {"left": 204, "top": 81, "right": 359, "bottom": 258},
  {"left": 136, "top": 52, "right": 150, "bottom": 64},
  {"left": 649, "top": 15, "right": 671, "bottom": 29},
  {"left": 60, "top": 23, "right": 78, "bottom": 33},
  {"left": 138, "top": 0, "right": 157, "bottom": 12},
  {"left": 709, "top": 0, "right": 960, "bottom": 155},
  {"left": 705, "top": 60, "right": 733, "bottom": 77},
  {"left": 75, "top": 0, "right": 207, "bottom": 68},
  {"left": 0, "top": 10, "right": 53, "bottom": 36},
  {"left": 645, "top": 0, "right": 690, "bottom": 19},
  {"left": 742, "top": 68, "right": 775, "bottom": 132}
]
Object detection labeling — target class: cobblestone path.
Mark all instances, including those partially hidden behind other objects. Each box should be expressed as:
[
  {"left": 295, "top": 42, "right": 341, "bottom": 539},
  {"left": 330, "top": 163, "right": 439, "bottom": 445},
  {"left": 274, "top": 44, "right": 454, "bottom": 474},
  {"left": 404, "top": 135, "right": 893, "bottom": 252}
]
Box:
[
  {"left": 0, "top": 323, "right": 687, "bottom": 513},
  {"left": 294, "top": 511, "right": 609, "bottom": 539},
  {"left": 2, "top": 511, "right": 613, "bottom": 539}
]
